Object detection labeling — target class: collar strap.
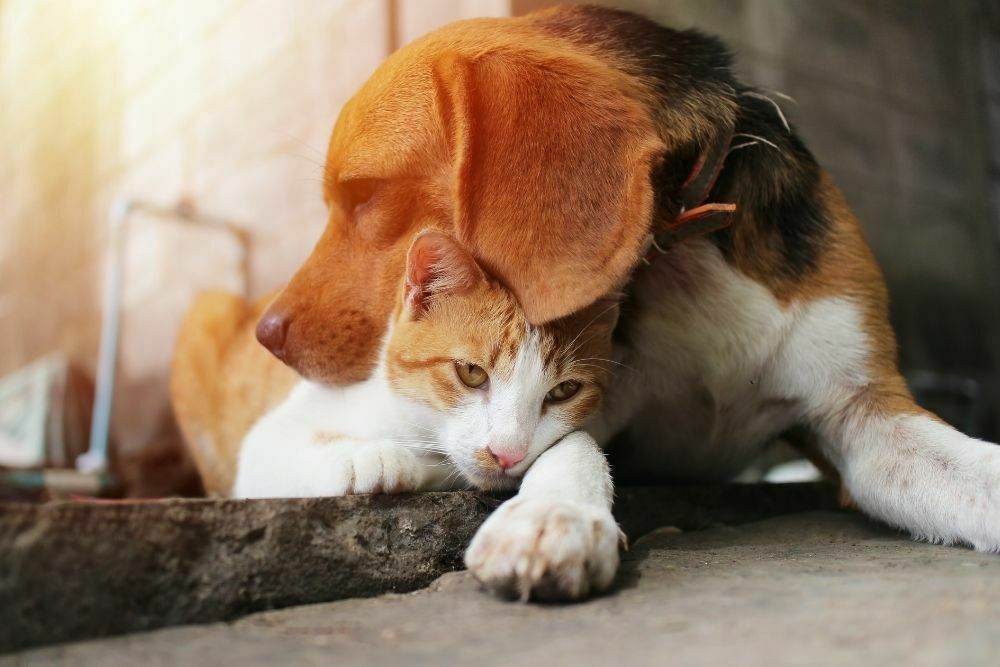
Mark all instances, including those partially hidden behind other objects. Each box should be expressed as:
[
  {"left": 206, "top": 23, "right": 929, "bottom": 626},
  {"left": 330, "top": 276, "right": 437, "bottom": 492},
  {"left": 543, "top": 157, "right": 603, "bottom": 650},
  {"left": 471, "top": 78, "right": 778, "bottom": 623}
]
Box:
[{"left": 645, "top": 130, "right": 736, "bottom": 262}]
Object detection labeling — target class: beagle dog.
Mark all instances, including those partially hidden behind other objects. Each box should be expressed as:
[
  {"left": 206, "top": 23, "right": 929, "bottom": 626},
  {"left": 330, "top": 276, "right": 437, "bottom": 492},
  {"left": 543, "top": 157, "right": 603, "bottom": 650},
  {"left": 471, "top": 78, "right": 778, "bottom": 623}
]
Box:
[{"left": 172, "top": 6, "right": 1000, "bottom": 599}]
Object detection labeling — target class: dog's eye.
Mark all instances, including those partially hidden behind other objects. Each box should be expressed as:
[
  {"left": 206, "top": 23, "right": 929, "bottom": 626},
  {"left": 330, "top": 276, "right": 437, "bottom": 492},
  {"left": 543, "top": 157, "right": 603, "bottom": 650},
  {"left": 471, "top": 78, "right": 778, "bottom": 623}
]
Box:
[
  {"left": 546, "top": 380, "right": 581, "bottom": 403},
  {"left": 455, "top": 362, "right": 488, "bottom": 389},
  {"left": 342, "top": 178, "right": 379, "bottom": 214}
]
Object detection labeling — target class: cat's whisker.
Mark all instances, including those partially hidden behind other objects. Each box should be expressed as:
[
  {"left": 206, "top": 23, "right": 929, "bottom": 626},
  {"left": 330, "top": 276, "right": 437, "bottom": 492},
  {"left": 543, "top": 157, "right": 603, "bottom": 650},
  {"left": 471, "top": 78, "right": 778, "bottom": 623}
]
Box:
[
  {"left": 574, "top": 357, "right": 638, "bottom": 372},
  {"left": 389, "top": 437, "right": 443, "bottom": 444},
  {"left": 389, "top": 421, "right": 437, "bottom": 435},
  {"left": 565, "top": 327, "right": 613, "bottom": 362},
  {"left": 397, "top": 448, "right": 450, "bottom": 457},
  {"left": 440, "top": 467, "right": 466, "bottom": 490},
  {"left": 395, "top": 420, "right": 437, "bottom": 434},
  {"left": 570, "top": 357, "right": 633, "bottom": 372},
  {"left": 421, "top": 459, "right": 454, "bottom": 468},
  {"left": 564, "top": 302, "right": 620, "bottom": 353},
  {"left": 571, "top": 363, "right": 619, "bottom": 376},
  {"left": 565, "top": 334, "right": 596, "bottom": 359},
  {"left": 387, "top": 433, "right": 441, "bottom": 442},
  {"left": 392, "top": 442, "right": 451, "bottom": 455},
  {"left": 570, "top": 365, "right": 621, "bottom": 381},
  {"left": 565, "top": 329, "right": 600, "bottom": 359}
]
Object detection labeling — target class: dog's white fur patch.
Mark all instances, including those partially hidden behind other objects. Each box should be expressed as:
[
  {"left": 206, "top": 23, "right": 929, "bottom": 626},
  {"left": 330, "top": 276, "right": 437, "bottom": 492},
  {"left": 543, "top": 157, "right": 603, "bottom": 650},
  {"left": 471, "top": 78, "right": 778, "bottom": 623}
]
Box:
[{"left": 598, "top": 239, "right": 1000, "bottom": 551}]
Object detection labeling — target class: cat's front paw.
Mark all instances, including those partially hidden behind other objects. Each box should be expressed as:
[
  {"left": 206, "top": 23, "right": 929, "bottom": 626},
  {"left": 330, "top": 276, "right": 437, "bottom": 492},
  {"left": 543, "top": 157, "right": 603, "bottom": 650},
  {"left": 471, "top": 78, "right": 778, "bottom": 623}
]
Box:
[
  {"left": 464, "top": 497, "right": 621, "bottom": 601},
  {"left": 333, "top": 442, "right": 422, "bottom": 495}
]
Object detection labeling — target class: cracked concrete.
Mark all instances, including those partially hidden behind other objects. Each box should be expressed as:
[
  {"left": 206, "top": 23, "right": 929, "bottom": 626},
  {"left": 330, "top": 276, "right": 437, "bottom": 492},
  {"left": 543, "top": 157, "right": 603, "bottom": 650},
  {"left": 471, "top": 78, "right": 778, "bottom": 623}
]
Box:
[{"left": 9, "top": 511, "right": 999, "bottom": 667}]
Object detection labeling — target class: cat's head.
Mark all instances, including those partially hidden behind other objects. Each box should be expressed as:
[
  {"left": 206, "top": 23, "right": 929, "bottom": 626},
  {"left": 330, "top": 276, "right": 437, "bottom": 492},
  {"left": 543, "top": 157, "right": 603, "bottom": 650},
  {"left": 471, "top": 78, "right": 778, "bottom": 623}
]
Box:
[{"left": 385, "top": 231, "right": 618, "bottom": 490}]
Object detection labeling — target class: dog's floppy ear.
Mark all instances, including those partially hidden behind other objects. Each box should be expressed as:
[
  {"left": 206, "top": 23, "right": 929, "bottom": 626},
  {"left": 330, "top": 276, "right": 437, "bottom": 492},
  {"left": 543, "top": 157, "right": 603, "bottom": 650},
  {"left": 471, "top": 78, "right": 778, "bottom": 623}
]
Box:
[
  {"left": 404, "top": 230, "right": 486, "bottom": 318},
  {"left": 434, "top": 50, "right": 665, "bottom": 325}
]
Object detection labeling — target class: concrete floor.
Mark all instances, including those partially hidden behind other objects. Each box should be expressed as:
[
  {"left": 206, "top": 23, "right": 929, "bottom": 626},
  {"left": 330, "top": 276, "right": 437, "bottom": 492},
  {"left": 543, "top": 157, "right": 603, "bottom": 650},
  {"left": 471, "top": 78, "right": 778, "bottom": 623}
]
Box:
[{"left": 11, "top": 511, "right": 999, "bottom": 667}]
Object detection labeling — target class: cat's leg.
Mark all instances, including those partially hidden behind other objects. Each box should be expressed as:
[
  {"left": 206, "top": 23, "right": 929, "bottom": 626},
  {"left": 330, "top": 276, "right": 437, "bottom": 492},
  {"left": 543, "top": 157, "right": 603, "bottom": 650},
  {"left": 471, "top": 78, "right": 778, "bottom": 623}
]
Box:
[
  {"left": 234, "top": 418, "right": 445, "bottom": 498},
  {"left": 464, "top": 430, "right": 621, "bottom": 601}
]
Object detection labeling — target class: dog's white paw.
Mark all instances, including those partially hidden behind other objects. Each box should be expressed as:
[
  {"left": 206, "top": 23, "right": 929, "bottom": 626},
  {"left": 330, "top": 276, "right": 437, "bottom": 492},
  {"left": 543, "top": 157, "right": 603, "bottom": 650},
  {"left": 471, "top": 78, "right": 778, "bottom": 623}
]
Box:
[
  {"left": 464, "top": 497, "right": 622, "bottom": 601},
  {"left": 330, "top": 442, "right": 422, "bottom": 495}
]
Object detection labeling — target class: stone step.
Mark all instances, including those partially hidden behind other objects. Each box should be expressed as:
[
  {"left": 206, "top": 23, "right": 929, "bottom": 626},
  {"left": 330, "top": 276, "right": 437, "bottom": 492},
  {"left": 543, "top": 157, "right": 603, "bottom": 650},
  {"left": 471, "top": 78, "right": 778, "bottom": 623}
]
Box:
[{"left": 0, "top": 483, "right": 838, "bottom": 653}]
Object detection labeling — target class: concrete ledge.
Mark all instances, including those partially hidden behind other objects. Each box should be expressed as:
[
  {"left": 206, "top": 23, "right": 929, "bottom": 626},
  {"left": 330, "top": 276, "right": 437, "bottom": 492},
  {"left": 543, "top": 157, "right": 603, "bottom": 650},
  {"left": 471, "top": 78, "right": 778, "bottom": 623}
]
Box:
[
  {"left": 22, "top": 511, "right": 995, "bottom": 667},
  {"left": 0, "top": 483, "right": 838, "bottom": 653}
]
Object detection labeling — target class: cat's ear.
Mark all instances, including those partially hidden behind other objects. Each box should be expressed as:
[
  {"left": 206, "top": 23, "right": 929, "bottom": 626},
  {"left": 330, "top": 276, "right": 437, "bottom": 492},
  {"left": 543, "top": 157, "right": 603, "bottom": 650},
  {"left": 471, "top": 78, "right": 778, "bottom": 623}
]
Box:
[
  {"left": 590, "top": 296, "right": 621, "bottom": 332},
  {"left": 404, "top": 231, "right": 486, "bottom": 317},
  {"left": 569, "top": 295, "right": 621, "bottom": 337}
]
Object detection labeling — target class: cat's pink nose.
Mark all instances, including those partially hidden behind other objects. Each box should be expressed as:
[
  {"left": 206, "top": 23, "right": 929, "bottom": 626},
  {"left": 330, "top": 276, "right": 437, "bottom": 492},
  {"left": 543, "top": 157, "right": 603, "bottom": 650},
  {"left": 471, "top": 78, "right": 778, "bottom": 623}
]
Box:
[{"left": 487, "top": 446, "right": 526, "bottom": 470}]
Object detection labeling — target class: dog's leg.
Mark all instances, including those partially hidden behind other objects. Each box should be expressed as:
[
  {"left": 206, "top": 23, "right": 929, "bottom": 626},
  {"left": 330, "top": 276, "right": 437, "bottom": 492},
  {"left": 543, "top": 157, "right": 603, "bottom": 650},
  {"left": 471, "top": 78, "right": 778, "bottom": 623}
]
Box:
[
  {"left": 464, "top": 430, "right": 621, "bottom": 601},
  {"left": 781, "top": 298, "right": 1000, "bottom": 551},
  {"left": 816, "top": 400, "right": 1000, "bottom": 551}
]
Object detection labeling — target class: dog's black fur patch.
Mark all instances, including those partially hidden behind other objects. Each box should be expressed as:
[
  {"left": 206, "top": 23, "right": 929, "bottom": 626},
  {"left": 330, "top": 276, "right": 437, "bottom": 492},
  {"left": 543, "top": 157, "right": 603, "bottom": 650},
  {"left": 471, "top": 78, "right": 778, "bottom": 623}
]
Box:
[
  {"left": 533, "top": 5, "right": 832, "bottom": 281},
  {"left": 714, "top": 92, "right": 829, "bottom": 278}
]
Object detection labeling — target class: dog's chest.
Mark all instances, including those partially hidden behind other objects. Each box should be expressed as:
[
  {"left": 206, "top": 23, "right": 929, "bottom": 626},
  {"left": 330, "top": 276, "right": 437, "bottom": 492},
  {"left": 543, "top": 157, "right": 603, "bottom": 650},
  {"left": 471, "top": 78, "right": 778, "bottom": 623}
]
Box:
[{"left": 603, "top": 241, "right": 805, "bottom": 480}]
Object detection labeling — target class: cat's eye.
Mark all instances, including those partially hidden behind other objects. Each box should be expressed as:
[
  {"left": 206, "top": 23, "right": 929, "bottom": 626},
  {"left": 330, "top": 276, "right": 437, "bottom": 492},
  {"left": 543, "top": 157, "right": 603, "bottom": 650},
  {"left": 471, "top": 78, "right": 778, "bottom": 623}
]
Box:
[
  {"left": 455, "top": 362, "right": 488, "bottom": 389},
  {"left": 546, "top": 380, "right": 581, "bottom": 402}
]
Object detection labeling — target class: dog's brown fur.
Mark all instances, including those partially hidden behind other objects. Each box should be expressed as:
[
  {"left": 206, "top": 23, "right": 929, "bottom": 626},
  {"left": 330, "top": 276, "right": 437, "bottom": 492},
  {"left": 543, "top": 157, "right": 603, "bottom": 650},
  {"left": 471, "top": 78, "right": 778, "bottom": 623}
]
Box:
[{"left": 171, "top": 291, "right": 296, "bottom": 495}]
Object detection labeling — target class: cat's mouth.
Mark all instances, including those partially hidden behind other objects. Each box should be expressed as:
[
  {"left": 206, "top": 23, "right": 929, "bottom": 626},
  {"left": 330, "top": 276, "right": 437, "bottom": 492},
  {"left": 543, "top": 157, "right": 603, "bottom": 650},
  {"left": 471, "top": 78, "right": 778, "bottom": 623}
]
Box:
[{"left": 461, "top": 466, "right": 522, "bottom": 492}]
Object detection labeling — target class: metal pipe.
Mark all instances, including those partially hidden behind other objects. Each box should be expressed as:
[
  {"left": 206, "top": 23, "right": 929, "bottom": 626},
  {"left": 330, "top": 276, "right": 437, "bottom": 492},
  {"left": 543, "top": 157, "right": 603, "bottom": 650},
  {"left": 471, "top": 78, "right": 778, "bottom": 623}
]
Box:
[{"left": 76, "top": 199, "right": 248, "bottom": 474}]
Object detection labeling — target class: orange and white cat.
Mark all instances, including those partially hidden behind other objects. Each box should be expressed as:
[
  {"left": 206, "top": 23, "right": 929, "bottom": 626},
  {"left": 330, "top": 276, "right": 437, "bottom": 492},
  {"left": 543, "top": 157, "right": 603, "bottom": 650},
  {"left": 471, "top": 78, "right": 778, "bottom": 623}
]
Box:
[{"left": 234, "top": 231, "right": 621, "bottom": 598}]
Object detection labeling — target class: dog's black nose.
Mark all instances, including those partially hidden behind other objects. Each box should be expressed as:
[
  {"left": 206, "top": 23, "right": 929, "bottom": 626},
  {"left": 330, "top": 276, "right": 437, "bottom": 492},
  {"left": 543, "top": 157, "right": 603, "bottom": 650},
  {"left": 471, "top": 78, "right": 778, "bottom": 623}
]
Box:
[{"left": 256, "top": 309, "right": 290, "bottom": 361}]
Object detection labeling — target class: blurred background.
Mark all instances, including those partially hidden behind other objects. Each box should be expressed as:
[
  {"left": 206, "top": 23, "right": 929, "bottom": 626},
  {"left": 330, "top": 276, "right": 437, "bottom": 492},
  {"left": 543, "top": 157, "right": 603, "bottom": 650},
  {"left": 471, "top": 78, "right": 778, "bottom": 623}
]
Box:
[{"left": 0, "top": 0, "right": 998, "bottom": 497}]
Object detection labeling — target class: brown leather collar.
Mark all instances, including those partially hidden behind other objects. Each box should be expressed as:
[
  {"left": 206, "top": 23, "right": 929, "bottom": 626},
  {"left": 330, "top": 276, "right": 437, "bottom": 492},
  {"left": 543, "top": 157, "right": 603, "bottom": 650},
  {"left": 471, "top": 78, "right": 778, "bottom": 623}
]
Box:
[{"left": 644, "top": 130, "right": 736, "bottom": 262}]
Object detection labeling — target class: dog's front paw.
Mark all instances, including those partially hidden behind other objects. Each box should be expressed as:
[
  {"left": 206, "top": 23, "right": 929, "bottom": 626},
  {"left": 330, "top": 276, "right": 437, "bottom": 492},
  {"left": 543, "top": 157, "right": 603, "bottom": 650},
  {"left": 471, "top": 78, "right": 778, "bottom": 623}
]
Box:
[
  {"left": 464, "top": 497, "right": 621, "bottom": 601},
  {"left": 333, "top": 442, "right": 422, "bottom": 495}
]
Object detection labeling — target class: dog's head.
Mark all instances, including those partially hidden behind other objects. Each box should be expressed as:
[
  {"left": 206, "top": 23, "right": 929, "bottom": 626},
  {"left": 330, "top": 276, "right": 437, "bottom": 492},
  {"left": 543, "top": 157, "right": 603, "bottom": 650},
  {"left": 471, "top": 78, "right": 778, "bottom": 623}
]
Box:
[{"left": 258, "top": 7, "right": 738, "bottom": 384}]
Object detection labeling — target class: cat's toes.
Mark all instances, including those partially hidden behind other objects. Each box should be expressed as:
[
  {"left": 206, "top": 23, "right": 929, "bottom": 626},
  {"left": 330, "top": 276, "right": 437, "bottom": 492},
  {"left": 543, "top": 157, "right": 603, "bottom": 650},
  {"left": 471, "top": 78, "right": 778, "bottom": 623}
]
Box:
[
  {"left": 342, "top": 443, "right": 422, "bottom": 495},
  {"left": 464, "top": 497, "right": 621, "bottom": 602}
]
